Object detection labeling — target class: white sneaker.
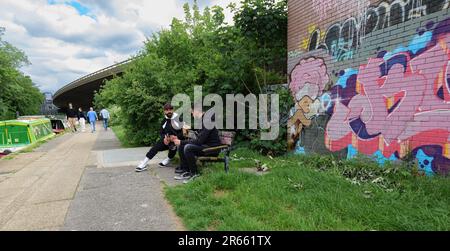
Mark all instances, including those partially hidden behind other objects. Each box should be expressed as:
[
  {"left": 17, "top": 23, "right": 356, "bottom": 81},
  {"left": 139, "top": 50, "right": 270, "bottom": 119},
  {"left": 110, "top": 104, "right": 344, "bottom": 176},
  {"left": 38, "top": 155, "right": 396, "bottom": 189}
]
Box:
[
  {"left": 174, "top": 172, "right": 192, "bottom": 180},
  {"left": 135, "top": 162, "right": 148, "bottom": 172},
  {"left": 158, "top": 158, "right": 172, "bottom": 167}
]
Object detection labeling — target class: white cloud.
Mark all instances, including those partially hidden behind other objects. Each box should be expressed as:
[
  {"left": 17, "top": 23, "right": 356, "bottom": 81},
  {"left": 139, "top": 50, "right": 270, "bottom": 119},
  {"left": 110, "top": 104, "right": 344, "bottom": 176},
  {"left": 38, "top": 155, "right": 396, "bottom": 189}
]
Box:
[{"left": 0, "top": 0, "right": 240, "bottom": 93}]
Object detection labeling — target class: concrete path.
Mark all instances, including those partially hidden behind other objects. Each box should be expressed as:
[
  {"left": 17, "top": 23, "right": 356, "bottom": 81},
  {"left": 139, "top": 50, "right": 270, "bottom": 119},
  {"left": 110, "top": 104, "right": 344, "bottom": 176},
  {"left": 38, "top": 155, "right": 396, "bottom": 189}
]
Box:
[{"left": 0, "top": 123, "right": 184, "bottom": 231}]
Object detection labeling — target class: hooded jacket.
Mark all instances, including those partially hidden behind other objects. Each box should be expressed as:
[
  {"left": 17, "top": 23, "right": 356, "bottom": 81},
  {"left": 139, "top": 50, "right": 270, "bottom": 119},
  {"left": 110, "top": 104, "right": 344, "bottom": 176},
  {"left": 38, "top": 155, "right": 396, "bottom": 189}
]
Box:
[
  {"left": 160, "top": 113, "right": 184, "bottom": 140},
  {"left": 181, "top": 115, "right": 221, "bottom": 147}
]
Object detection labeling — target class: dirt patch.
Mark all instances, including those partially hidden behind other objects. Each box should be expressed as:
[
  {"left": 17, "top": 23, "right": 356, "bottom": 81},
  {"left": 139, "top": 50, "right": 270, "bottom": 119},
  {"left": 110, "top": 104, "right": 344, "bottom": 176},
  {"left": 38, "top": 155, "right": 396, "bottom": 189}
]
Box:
[
  {"left": 213, "top": 189, "right": 229, "bottom": 199},
  {"left": 285, "top": 205, "right": 294, "bottom": 213},
  {"left": 207, "top": 220, "right": 221, "bottom": 231}
]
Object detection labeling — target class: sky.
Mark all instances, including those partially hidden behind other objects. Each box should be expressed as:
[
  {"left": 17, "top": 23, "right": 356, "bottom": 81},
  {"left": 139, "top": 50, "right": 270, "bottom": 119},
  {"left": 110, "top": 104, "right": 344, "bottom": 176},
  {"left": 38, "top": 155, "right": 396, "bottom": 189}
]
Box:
[{"left": 0, "top": 0, "right": 239, "bottom": 93}]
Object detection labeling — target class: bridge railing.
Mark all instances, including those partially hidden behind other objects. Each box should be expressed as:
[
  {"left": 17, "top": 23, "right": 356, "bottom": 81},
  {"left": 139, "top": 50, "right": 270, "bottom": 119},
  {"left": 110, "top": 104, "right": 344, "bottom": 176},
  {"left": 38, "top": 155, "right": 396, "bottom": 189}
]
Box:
[{"left": 54, "top": 57, "right": 137, "bottom": 98}]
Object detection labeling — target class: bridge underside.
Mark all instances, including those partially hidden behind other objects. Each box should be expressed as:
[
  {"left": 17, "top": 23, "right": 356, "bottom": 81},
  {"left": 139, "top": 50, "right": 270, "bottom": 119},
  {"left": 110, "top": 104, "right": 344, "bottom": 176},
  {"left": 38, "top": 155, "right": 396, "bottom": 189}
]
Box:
[
  {"left": 53, "top": 75, "right": 116, "bottom": 113},
  {"left": 53, "top": 59, "right": 131, "bottom": 113}
]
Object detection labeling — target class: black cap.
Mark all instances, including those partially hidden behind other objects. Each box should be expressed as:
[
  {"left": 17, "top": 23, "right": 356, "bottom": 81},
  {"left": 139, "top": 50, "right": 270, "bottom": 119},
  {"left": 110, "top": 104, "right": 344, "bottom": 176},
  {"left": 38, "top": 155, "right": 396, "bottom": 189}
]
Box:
[{"left": 164, "top": 103, "right": 174, "bottom": 110}]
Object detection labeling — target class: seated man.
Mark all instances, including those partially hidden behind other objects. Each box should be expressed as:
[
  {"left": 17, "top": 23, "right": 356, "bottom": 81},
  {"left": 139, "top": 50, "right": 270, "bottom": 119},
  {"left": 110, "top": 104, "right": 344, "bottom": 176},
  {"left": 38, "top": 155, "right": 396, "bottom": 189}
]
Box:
[
  {"left": 172, "top": 105, "right": 221, "bottom": 183},
  {"left": 136, "top": 103, "right": 184, "bottom": 172}
]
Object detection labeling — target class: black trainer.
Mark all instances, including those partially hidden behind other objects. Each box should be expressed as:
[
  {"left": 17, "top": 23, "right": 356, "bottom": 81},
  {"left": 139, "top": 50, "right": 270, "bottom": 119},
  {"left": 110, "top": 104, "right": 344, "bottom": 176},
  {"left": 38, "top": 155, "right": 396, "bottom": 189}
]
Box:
[
  {"left": 175, "top": 166, "right": 187, "bottom": 174},
  {"left": 174, "top": 172, "right": 192, "bottom": 180}
]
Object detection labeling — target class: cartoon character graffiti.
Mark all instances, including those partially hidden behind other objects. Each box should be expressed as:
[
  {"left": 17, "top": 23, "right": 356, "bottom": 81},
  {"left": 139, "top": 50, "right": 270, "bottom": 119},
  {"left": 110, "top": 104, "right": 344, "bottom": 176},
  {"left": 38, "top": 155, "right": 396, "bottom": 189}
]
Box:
[{"left": 288, "top": 57, "right": 330, "bottom": 150}]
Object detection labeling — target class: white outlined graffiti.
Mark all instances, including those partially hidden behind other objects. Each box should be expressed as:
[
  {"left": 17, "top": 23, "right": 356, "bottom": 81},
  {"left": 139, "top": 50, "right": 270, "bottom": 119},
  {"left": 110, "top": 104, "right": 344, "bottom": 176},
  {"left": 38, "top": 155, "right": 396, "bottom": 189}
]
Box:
[{"left": 307, "top": 0, "right": 450, "bottom": 61}]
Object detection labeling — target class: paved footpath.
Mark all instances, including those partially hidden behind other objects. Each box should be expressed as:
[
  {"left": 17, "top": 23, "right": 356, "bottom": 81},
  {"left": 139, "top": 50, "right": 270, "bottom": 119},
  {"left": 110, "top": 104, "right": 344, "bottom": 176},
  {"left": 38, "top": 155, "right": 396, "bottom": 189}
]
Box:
[{"left": 0, "top": 124, "right": 184, "bottom": 231}]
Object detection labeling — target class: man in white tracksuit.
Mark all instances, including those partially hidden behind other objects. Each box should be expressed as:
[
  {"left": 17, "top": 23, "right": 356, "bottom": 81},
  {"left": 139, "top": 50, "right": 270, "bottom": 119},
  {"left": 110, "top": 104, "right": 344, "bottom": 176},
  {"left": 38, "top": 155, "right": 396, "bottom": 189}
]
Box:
[{"left": 135, "top": 103, "right": 185, "bottom": 172}]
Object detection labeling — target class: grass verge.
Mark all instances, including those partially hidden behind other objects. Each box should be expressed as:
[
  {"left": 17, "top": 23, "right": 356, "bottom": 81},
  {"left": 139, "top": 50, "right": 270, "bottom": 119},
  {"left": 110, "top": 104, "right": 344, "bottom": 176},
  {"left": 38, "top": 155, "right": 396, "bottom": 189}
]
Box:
[
  {"left": 111, "top": 125, "right": 141, "bottom": 148},
  {"left": 165, "top": 148, "right": 450, "bottom": 231}
]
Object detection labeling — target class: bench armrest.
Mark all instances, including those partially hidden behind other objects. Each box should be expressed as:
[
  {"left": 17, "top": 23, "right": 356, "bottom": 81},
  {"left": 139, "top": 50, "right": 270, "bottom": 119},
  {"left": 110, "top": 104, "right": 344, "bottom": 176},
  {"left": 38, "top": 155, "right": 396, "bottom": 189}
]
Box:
[{"left": 202, "top": 145, "right": 229, "bottom": 153}]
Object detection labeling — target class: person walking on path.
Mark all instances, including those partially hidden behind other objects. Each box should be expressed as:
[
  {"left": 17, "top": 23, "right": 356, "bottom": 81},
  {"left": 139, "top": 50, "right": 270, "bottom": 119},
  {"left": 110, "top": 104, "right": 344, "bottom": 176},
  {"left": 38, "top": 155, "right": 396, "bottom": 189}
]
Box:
[
  {"left": 66, "top": 103, "right": 78, "bottom": 133},
  {"left": 87, "top": 107, "right": 98, "bottom": 133},
  {"left": 78, "top": 108, "right": 87, "bottom": 132},
  {"left": 100, "top": 108, "right": 110, "bottom": 131}
]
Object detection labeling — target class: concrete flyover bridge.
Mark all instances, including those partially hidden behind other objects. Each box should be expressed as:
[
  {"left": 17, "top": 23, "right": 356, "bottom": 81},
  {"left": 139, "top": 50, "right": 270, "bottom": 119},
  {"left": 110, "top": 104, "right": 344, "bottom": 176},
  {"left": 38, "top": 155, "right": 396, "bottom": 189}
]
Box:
[{"left": 53, "top": 58, "right": 135, "bottom": 112}]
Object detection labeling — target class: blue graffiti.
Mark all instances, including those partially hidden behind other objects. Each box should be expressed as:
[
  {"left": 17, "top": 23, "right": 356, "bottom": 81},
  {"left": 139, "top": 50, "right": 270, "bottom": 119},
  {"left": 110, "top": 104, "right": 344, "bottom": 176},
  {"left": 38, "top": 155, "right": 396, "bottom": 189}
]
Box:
[
  {"left": 336, "top": 69, "right": 358, "bottom": 88},
  {"left": 329, "top": 39, "right": 355, "bottom": 62},
  {"left": 320, "top": 93, "right": 332, "bottom": 110},
  {"left": 347, "top": 145, "right": 398, "bottom": 166},
  {"left": 415, "top": 149, "right": 435, "bottom": 176},
  {"left": 372, "top": 151, "right": 398, "bottom": 166},
  {"left": 295, "top": 141, "right": 306, "bottom": 155},
  {"left": 383, "top": 47, "right": 409, "bottom": 60},
  {"left": 408, "top": 31, "right": 433, "bottom": 54},
  {"left": 347, "top": 145, "right": 358, "bottom": 159},
  {"left": 383, "top": 31, "right": 432, "bottom": 60}
]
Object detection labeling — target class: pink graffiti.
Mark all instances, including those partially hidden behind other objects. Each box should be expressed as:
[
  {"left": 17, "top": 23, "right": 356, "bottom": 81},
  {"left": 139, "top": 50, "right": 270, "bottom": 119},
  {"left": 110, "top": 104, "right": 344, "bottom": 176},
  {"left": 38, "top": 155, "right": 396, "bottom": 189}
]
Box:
[
  {"left": 289, "top": 57, "right": 329, "bottom": 99},
  {"left": 326, "top": 33, "right": 450, "bottom": 157}
]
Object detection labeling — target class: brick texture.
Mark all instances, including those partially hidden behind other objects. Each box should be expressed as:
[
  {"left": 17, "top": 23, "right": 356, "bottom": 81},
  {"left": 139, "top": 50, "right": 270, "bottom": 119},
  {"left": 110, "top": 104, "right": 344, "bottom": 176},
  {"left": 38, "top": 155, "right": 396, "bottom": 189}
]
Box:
[{"left": 287, "top": 0, "right": 450, "bottom": 176}]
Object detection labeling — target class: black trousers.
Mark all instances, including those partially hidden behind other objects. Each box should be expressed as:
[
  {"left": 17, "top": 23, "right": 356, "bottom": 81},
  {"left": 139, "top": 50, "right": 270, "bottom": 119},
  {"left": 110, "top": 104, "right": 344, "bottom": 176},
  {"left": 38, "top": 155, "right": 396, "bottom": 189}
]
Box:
[
  {"left": 178, "top": 143, "right": 223, "bottom": 174},
  {"left": 146, "top": 140, "right": 177, "bottom": 160},
  {"left": 178, "top": 144, "right": 206, "bottom": 174}
]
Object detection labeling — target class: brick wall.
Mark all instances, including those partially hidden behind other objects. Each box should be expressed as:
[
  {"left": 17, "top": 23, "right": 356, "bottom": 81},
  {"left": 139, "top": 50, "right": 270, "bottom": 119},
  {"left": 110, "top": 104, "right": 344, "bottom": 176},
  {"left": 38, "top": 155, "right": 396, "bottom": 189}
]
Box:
[{"left": 287, "top": 0, "right": 450, "bottom": 176}]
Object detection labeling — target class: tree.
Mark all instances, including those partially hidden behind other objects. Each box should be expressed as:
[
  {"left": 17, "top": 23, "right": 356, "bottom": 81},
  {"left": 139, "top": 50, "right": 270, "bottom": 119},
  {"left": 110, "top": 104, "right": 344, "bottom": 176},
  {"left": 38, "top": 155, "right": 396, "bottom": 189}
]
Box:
[
  {"left": 233, "top": 0, "right": 287, "bottom": 86},
  {"left": 0, "top": 27, "right": 43, "bottom": 120},
  {"left": 95, "top": 0, "right": 290, "bottom": 154}
]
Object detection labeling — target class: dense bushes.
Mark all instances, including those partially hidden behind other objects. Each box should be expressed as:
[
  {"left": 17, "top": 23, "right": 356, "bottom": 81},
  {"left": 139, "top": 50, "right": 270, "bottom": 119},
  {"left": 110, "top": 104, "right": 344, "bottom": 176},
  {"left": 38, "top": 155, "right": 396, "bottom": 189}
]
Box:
[
  {"left": 95, "top": 0, "right": 288, "bottom": 150},
  {"left": 236, "top": 86, "right": 293, "bottom": 156}
]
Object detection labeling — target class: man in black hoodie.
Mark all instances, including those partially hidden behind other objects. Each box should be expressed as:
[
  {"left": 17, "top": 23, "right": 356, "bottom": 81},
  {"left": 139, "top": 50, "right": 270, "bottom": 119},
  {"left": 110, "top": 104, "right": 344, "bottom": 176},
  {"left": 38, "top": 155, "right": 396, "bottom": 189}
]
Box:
[
  {"left": 172, "top": 105, "right": 221, "bottom": 183},
  {"left": 136, "top": 103, "right": 185, "bottom": 172},
  {"left": 66, "top": 103, "right": 78, "bottom": 133}
]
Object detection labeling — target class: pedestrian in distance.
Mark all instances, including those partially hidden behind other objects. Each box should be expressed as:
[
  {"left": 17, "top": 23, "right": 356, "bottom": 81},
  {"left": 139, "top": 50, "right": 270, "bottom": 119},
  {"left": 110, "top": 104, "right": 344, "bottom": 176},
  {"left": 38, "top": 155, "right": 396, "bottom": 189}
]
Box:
[
  {"left": 66, "top": 103, "right": 78, "bottom": 133},
  {"left": 100, "top": 108, "right": 110, "bottom": 131},
  {"left": 78, "top": 107, "right": 87, "bottom": 132},
  {"left": 87, "top": 107, "right": 98, "bottom": 133}
]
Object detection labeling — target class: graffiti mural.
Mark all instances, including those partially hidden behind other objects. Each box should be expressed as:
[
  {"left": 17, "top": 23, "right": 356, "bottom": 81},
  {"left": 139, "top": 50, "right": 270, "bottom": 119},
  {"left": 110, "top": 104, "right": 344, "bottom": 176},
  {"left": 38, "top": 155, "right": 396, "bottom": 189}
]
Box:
[
  {"left": 304, "top": 0, "right": 450, "bottom": 62},
  {"left": 288, "top": 57, "right": 331, "bottom": 150},
  {"left": 312, "top": 0, "right": 370, "bottom": 21},
  {"left": 288, "top": 15, "right": 450, "bottom": 176}
]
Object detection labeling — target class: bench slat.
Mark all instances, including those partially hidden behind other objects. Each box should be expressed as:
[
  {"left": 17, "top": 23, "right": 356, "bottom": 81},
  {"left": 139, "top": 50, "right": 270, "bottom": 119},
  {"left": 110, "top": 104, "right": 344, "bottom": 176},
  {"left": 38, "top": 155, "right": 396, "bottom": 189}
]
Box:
[
  {"left": 202, "top": 145, "right": 229, "bottom": 152},
  {"left": 198, "top": 157, "right": 225, "bottom": 161},
  {"left": 196, "top": 131, "right": 236, "bottom": 173}
]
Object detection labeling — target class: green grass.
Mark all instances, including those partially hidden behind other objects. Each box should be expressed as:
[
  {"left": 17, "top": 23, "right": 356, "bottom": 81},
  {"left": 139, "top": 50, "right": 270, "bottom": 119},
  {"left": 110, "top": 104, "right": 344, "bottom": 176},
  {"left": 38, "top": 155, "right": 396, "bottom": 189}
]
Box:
[
  {"left": 111, "top": 125, "right": 140, "bottom": 148},
  {"left": 165, "top": 148, "right": 450, "bottom": 231}
]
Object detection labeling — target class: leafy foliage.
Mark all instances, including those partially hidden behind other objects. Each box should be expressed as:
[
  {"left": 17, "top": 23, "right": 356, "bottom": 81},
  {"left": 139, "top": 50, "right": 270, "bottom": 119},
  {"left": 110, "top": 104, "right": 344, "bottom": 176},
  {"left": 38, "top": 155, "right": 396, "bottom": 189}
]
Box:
[
  {"left": 235, "top": 88, "right": 292, "bottom": 156},
  {"left": 0, "top": 27, "right": 43, "bottom": 120},
  {"left": 95, "top": 0, "right": 288, "bottom": 148}
]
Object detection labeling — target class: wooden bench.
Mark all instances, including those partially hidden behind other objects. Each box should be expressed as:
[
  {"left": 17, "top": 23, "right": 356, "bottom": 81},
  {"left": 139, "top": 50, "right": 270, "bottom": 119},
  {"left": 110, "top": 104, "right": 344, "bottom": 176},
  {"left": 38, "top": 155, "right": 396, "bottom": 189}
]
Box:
[{"left": 196, "top": 131, "right": 236, "bottom": 173}]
